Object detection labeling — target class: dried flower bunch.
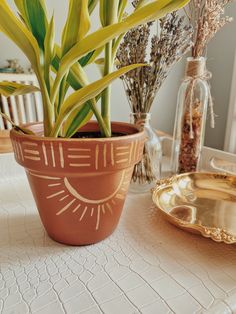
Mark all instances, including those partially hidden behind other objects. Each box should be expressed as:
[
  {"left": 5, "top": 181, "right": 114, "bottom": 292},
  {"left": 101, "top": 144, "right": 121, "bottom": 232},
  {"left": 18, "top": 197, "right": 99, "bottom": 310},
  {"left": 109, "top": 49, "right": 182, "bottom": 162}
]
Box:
[
  {"left": 116, "top": 4, "right": 193, "bottom": 113},
  {"left": 185, "top": 0, "right": 234, "bottom": 58},
  {"left": 117, "top": 3, "right": 193, "bottom": 186}
]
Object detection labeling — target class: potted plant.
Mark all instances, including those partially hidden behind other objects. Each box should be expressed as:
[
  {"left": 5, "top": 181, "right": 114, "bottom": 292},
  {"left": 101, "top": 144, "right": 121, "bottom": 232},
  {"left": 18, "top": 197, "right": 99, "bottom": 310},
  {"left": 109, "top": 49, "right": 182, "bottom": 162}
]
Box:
[{"left": 0, "top": 0, "right": 188, "bottom": 245}]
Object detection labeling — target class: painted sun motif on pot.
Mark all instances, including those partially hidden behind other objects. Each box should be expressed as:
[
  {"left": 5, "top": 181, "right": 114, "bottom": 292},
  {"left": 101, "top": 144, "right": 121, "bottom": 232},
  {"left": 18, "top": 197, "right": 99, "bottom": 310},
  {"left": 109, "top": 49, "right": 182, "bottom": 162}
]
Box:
[{"left": 29, "top": 168, "right": 133, "bottom": 231}]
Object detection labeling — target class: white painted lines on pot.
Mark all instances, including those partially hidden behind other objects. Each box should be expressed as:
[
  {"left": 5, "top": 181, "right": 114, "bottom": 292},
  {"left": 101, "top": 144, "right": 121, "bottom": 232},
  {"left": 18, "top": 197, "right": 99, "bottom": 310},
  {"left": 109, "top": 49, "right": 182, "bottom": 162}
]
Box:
[
  {"left": 42, "top": 142, "right": 48, "bottom": 165},
  {"left": 111, "top": 143, "right": 114, "bottom": 166},
  {"left": 72, "top": 204, "right": 81, "bottom": 213},
  {"left": 56, "top": 198, "right": 76, "bottom": 216},
  {"left": 22, "top": 141, "right": 38, "bottom": 147},
  {"left": 12, "top": 140, "right": 142, "bottom": 170},
  {"left": 50, "top": 143, "right": 56, "bottom": 167},
  {"left": 68, "top": 148, "right": 91, "bottom": 152},
  {"left": 47, "top": 190, "right": 65, "bottom": 199},
  {"left": 24, "top": 156, "right": 41, "bottom": 161},
  {"left": 28, "top": 168, "right": 132, "bottom": 231},
  {"left": 103, "top": 143, "right": 107, "bottom": 168},
  {"left": 59, "top": 143, "right": 64, "bottom": 168},
  {"left": 69, "top": 163, "right": 91, "bottom": 167}
]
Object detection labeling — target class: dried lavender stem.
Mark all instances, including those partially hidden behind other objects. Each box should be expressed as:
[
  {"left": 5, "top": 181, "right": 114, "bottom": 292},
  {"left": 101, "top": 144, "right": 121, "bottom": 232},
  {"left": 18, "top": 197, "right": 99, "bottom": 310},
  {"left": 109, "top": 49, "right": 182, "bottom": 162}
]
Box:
[{"left": 116, "top": 10, "right": 193, "bottom": 183}]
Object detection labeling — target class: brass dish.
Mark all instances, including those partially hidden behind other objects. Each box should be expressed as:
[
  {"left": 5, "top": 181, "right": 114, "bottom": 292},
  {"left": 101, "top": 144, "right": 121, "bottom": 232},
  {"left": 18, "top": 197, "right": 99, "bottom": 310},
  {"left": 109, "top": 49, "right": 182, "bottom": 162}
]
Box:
[{"left": 152, "top": 172, "right": 236, "bottom": 244}]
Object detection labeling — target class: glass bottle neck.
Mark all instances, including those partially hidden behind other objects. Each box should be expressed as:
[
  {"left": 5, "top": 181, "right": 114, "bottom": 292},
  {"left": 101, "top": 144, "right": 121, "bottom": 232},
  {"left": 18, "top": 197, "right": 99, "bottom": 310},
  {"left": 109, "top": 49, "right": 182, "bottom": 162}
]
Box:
[{"left": 185, "top": 57, "right": 206, "bottom": 77}]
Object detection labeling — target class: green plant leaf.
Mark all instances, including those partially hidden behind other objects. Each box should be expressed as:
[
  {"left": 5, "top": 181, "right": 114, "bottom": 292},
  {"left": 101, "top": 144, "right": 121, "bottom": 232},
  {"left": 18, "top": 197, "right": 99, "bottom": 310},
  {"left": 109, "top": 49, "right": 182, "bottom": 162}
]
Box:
[
  {"left": 64, "top": 104, "right": 93, "bottom": 137},
  {"left": 44, "top": 15, "right": 55, "bottom": 92},
  {"left": 51, "top": 0, "right": 189, "bottom": 105},
  {"left": 13, "top": 0, "right": 29, "bottom": 27},
  {"left": 14, "top": 0, "right": 48, "bottom": 50},
  {"left": 126, "top": 0, "right": 188, "bottom": 25},
  {"left": 52, "top": 52, "right": 82, "bottom": 90},
  {"left": 0, "top": 1, "right": 40, "bottom": 69},
  {"left": 52, "top": 51, "right": 97, "bottom": 137},
  {"left": 135, "top": 0, "right": 151, "bottom": 9},
  {"left": 0, "top": 111, "right": 35, "bottom": 135},
  {"left": 62, "top": 0, "right": 90, "bottom": 56},
  {"left": 79, "top": 51, "right": 95, "bottom": 67},
  {"left": 79, "top": 46, "right": 104, "bottom": 66},
  {"left": 0, "top": 82, "right": 40, "bottom": 97},
  {"left": 62, "top": 63, "right": 92, "bottom": 136},
  {"left": 118, "top": 0, "right": 128, "bottom": 21},
  {"left": 51, "top": 63, "right": 148, "bottom": 137},
  {"left": 94, "top": 58, "right": 105, "bottom": 75},
  {"left": 59, "top": 0, "right": 91, "bottom": 110},
  {"left": 100, "top": 0, "right": 120, "bottom": 27},
  {"left": 88, "top": 0, "right": 99, "bottom": 14}
]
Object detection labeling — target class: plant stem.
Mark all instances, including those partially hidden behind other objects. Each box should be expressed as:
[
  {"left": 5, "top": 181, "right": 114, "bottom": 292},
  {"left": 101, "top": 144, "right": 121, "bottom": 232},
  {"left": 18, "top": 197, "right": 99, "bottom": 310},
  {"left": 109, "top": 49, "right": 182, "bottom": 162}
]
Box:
[
  {"left": 50, "top": 99, "right": 109, "bottom": 138},
  {"left": 101, "top": 41, "right": 112, "bottom": 137},
  {"left": 36, "top": 70, "right": 54, "bottom": 136},
  {"left": 90, "top": 99, "right": 110, "bottom": 137}
]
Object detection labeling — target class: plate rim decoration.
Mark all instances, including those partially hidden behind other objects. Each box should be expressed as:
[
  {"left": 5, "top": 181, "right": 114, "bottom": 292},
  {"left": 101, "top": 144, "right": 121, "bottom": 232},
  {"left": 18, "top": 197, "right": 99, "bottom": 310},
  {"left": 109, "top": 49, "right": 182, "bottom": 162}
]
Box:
[{"left": 152, "top": 172, "right": 236, "bottom": 244}]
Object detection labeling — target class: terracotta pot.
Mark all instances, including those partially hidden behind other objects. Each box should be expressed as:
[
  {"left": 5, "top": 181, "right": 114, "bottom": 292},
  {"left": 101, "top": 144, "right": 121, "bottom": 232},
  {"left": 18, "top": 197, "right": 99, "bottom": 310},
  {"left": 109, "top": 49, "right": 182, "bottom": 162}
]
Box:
[
  {"left": 10, "top": 122, "right": 145, "bottom": 245},
  {"left": 0, "top": 130, "right": 13, "bottom": 153}
]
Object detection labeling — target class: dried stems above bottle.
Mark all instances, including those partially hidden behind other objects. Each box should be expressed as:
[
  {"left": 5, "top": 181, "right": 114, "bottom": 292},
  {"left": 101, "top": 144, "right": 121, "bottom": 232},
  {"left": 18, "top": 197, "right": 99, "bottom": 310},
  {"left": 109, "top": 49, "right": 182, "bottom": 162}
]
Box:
[
  {"left": 116, "top": 11, "right": 193, "bottom": 113},
  {"left": 185, "top": 0, "right": 233, "bottom": 58}
]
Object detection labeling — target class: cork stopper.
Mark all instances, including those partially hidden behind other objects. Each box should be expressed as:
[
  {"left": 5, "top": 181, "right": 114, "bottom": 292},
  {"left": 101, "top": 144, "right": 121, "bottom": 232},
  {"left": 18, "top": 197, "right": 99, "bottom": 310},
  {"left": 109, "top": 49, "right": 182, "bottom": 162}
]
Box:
[{"left": 185, "top": 57, "right": 206, "bottom": 77}]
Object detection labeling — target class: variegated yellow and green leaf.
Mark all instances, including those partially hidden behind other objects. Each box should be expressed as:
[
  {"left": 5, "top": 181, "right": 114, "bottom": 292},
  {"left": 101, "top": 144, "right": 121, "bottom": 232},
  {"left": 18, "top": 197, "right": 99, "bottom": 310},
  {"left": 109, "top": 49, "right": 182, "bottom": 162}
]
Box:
[
  {"left": 118, "top": 0, "right": 128, "bottom": 21},
  {"left": 52, "top": 50, "right": 97, "bottom": 137},
  {"left": 51, "top": 64, "right": 148, "bottom": 137},
  {"left": 62, "top": 0, "right": 90, "bottom": 56},
  {"left": 59, "top": 1, "right": 91, "bottom": 111},
  {"left": 0, "top": 111, "right": 35, "bottom": 134},
  {"left": 135, "top": 0, "right": 151, "bottom": 10},
  {"left": 100, "top": 0, "right": 120, "bottom": 27},
  {"left": 0, "top": 1, "right": 40, "bottom": 69},
  {"left": 44, "top": 15, "right": 55, "bottom": 92},
  {"left": 51, "top": 0, "right": 189, "bottom": 105},
  {"left": 62, "top": 63, "right": 93, "bottom": 136},
  {"left": 63, "top": 104, "right": 94, "bottom": 138},
  {"left": 14, "top": 0, "right": 48, "bottom": 50},
  {"left": 0, "top": 1, "right": 53, "bottom": 135},
  {"left": 11, "top": 1, "right": 54, "bottom": 136},
  {"left": 88, "top": 0, "right": 99, "bottom": 14},
  {"left": 82, "top": 46, "right": 104, "bottom": 66},
  {"left": 112, "top": 33, "right": 124, "bottom": 60},
  {"left": 13, "top": 0, "right": 29, "bottom": 27},
  {"left": 95, "top": 58, "right": 105, "bottom": 76},
  {"left": 0, "top": 82, "right": 40, "bottom": 97},
  {"left": 126, "top": 0, "right": 187, "bottom": 25}
]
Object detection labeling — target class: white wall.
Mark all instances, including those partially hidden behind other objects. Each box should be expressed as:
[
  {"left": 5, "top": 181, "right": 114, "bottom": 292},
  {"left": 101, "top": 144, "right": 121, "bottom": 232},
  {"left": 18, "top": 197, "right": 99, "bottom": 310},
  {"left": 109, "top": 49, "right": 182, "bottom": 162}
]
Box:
[
  {"left": 0, "top": 1, "right": 235, "bottom": 149},
  {"left": 205, "top": 3, "right": 236, "bottom": 150}
]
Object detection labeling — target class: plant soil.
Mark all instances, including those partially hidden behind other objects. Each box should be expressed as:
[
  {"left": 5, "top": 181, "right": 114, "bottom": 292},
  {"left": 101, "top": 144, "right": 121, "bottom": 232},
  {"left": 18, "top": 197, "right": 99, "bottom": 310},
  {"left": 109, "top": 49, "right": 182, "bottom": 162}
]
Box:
[{"left": 72, "top": 132, "right": 127, "bottom": 139}]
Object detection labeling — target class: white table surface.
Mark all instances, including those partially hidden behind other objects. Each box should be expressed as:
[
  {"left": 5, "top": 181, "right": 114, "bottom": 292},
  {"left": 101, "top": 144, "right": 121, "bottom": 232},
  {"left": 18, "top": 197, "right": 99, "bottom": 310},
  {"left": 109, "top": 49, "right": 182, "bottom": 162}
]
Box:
[{"left": 1, "top": 153, "right": 236, "bottom": 314}]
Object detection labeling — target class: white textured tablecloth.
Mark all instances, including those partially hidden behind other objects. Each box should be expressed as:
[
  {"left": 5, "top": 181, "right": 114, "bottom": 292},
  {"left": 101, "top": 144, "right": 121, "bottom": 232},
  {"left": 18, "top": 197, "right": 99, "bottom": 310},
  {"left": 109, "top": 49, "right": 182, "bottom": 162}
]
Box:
[{"left": 0, "top": 154, "right": 236, "bottom": 314}]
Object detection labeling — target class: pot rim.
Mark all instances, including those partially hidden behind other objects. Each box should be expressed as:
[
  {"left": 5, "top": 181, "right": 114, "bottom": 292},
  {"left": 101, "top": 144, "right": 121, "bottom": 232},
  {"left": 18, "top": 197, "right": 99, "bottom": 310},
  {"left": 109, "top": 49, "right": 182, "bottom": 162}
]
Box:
[{"left": 10, "top": 121, "right": 145, "bottom": 143}]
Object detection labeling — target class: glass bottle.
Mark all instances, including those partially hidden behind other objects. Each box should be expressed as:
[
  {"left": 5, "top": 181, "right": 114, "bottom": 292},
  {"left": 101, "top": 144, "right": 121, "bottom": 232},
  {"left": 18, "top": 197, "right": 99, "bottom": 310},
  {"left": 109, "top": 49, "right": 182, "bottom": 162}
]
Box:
[
  {"left": 171, "top": 57, "right": 209, "bottom": 174},
  {"left": 129, "top": 112, "right": 162, "bottom": 193}
]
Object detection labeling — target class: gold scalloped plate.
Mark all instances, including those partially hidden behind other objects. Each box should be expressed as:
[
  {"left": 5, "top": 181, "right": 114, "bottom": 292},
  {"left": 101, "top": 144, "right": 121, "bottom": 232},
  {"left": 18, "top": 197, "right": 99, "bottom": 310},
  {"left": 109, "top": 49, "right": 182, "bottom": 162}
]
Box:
[{"left": 152, "top": 172, "right": 236, "bottom": 244}]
